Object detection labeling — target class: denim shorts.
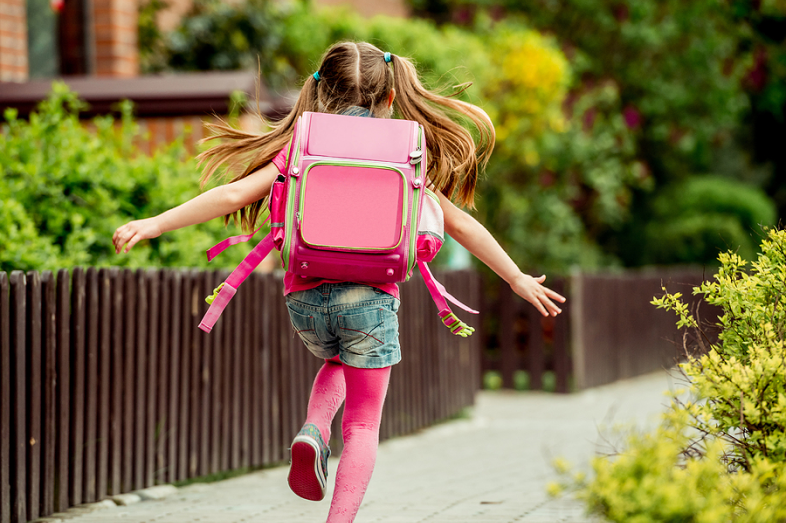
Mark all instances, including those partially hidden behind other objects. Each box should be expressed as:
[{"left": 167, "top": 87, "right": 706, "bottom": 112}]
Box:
[{"left": 284, "top": 283, "right": 401, "bottom": 369}]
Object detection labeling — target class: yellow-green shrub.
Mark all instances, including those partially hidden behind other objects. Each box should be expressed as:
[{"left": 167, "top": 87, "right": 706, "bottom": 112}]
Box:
[{"left": 554, "top": 229, "right": 786, "bottom": 521}]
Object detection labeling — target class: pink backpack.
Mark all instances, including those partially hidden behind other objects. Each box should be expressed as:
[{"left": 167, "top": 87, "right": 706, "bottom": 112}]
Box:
[{"left": 198, "top": 112, "right": 477, "bottom": 335}]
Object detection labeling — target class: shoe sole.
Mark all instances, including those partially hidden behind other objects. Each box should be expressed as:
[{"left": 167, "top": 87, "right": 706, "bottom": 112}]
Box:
[{"left": 288, "top": 437, "right": 326, "bottom": 501}]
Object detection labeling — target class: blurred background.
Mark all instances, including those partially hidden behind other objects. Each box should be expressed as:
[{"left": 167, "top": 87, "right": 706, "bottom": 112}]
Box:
[
  {"left": 0, "top": 0, "right": 783, "bottom": 273},
  {"left": 3, "top": 5, "right": 783, "bottom": 521}
]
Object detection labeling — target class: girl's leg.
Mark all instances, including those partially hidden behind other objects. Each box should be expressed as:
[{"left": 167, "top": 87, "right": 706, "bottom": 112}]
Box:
[
  {"left": 326, "top": 364, "right": 391, "bottom": 523},
  {"left": 304, "top": 355, "right": 346, "bottom": 442},
  {"left": 289, "top": 356, "right": 346, "bottom": 501}
]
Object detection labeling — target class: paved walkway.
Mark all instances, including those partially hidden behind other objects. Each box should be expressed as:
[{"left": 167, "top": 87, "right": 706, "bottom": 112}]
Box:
[{"left": 49, "top": 370, "right": 681, "bottom": 523}]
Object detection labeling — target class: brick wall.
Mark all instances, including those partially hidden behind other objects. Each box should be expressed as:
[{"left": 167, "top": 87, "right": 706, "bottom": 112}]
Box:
[
  {"left": 92, "top": 0, "right": 138, "bottom": 77},
  {"left": 315, "top": 0, "right": 409, "bottom": 18},
  {"left": 0, "top": 0, "right": 28, "bottom": 81}
]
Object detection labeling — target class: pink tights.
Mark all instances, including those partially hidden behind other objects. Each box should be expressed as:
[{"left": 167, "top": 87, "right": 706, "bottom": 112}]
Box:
[{"left": 304, "top": 355, "right": 391, "bottom": 523}]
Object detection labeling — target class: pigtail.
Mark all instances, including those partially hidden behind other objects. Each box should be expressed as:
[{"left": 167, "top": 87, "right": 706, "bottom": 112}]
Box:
[
  {"left": 390, "top": 54, "right": 495, "bottom": 208},
  {"left": 197, "top": 74, "right": 320, "bottom": 232}
]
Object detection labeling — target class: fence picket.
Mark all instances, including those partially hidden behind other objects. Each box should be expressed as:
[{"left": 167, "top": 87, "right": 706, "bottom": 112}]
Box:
[
  {"left": 145, "top": 270, "right": 160, "bottom": 487},
  {"left": 122, "top": 270, "right": 136, "bottom": 492},
  {"left": 55, "top": 270, "right": 70, "bottom": 511},
  {"left": 199, "top": 272, "right": 212, "bottom": 476},
  {"left": 40, "top": 272, "right": 56, "bottom": 517},
  {"left": 1, "top": 273, "right": 10, "bottom": 523},
  {"left": 24, "top": 272, "right": 40, "bottom": 521},
  {"left": 69, "top": 268, "right": 85, "bottom": 507},
  {"left": 134, "top": 270, "right": 148, "bottom": 490},
  {"left": 96, "top": 269, "right": 111, "bottom": 500},
  {"left": 167, "top": 271, "right": 182, "bottom": 484},
  {"left": 188, "top": 269, "right": 202, "bottom": 478},
  {"left": 156, "top": 271, "right": 172, "bottom": 485},
  {"left": 260, "top": 274, "right": 274, "bottom": 466},
  {"left": 10, "top": 272, "right": 27, "bottom": 523},
  {"left": 83, "top": 268, "right": 98, "bottom": 503},
  {"left": 177, "top": 272, "right": 192, "bottom": 480},
  {"left": 109, "top": 268, "right": 123, "bottom": 495}
]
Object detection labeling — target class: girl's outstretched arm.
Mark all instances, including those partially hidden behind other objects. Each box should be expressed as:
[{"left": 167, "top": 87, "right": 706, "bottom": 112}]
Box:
[
  {"left": 437, "top": 191, "right": 566, "bottom": 317},
  {"left": 113, "top": 163, "right": 280, "bottom": 254}
]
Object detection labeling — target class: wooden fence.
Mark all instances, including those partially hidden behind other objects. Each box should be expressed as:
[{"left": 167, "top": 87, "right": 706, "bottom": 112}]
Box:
[
  {"left": 481, "top": 279, "right": 571, "bottom": 393},
  {"left": 482, "top": 268, "right": 717, "bottom": 392},
  {"left": 570, "top": 268, "right": 717, "bottom": 389},
  {"left": 0, "top": 267, "right": 482, "bottom": 523}
]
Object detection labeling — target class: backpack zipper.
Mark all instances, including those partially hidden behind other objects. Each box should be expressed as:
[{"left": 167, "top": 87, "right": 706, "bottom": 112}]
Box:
[
  {"left": 281, "top": 125, "right": 302, "bottom": 272},
  {"left": 406, "top": 125, "right": 424, "bottom": 277}
]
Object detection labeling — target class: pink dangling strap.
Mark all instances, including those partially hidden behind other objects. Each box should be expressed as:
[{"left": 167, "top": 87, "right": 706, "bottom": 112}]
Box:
[
  {"left": 205, "top": 215, "right": 270, "bottom": 262},
  {"left": 417, "top": 261, "right": 478, "bottom": 314},
  {"left": 417, "top": 261, "right": 477, "bottom": 337},
  {"left": 199, "top": 232, "right": 275, "bottom": 333}
]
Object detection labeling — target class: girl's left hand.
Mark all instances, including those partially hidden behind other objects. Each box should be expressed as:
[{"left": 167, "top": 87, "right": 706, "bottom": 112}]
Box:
[
  {"left": 113, "top": 218, "right": 162, "bottom": 254},
  {"left": 510, "top": 273, "right": 566, "bottom": 317}
]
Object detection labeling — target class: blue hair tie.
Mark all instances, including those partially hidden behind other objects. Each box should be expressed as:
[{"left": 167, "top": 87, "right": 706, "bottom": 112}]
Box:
[
  {"left": 313, "top": 71, "right": 320, "bottom": 81},
  {"left": 384, "top": 52, "right": 392, "bottom": 63}
]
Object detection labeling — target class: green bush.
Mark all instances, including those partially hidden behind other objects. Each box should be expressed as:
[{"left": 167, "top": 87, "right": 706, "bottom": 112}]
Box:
[
  {"left": 552, "top": 228, "right": 786, "bottom": 521},
  {"left": 561, "top": 412, "right": 786, "bottom": 522},
  {"left": 642, "top": 176, "right": 776, "bottom": 265},
  {"left": 0, "top": 83, "right": 248, "bottom": 273}
]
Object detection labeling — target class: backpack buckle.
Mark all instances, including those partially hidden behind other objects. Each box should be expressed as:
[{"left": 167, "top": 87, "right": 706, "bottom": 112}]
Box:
[{"left": 205, "top": 282, "right": 225, "bottom": 305}]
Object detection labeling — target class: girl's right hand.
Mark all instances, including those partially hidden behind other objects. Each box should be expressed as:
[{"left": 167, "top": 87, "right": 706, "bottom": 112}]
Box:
[
  {"left": 113, "top": 218, "right": 162, "bottom": 254},
  {"left": 510, "top": 273, "right": 565, "bottom": 317}
]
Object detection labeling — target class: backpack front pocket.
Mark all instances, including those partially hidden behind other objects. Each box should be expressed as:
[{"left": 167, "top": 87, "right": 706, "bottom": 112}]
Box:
[{"left": 298, "top": 162, "right": 407, "bottom": 252}]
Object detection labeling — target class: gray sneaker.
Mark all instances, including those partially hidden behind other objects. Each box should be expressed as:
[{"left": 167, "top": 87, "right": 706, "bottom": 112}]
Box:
[{"left": 288, "top": 423, "right": 330, "bottom": 501}]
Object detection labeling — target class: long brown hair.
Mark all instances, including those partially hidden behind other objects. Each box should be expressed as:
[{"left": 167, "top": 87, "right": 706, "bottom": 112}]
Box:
[{"left": 198, "top": 41, "right": 495, "bottom": 232}]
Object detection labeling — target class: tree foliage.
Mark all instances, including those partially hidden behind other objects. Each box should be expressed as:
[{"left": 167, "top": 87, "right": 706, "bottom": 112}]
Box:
[{"left": 133, "top": 0, "right": 779, "bottom": 272}]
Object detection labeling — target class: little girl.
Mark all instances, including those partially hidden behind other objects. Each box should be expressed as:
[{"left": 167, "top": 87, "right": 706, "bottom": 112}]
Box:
[{"left": 113, "top": 41, "right": 565, "bottom": 522}]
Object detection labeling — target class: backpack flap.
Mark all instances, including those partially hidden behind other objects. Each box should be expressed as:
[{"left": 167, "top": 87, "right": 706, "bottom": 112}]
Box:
[{"left": 305, "top": 112, "right": 416, "bottom": 163}]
